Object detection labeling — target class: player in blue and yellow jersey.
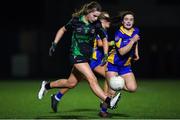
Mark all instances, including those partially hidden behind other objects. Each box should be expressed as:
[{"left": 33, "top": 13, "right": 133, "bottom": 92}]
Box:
[
  {"left": 89, "top": 12, "right": 114, "bottom": 117},
  {"left": 90, "top": 11, "right": 112, "bottom": 94},
  {"left": 37, "top": 2, "right": 120, "bottom": 116},
  {"left": 106, "top": 11, "right": 140, "bottom": 98}
]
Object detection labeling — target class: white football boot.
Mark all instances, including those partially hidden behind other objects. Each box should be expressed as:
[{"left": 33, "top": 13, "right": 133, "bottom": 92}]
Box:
[
  {"left": 110, "top": 92, "right": 121, "bottom": 109},
  {"left": 38, "top": 81, "right": 47, "bottom": 100}
]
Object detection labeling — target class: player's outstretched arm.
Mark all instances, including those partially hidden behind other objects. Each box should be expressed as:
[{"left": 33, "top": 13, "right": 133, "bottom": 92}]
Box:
[
  {"left": 49, "top": 26, "right": 67, "bottom": 56},
  {"left": 53, "top": 26, "right": 67, "bottom": 44}
]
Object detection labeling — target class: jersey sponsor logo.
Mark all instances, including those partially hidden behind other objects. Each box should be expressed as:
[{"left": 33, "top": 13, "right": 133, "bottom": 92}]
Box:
[
  {"left": 76, "top": 27, "right": 83, "bottom": 32},
  {"left": 90, "top": 29, "right": 95, "bottom": 34},
  {"left": 84, "top": 27, "right": 90, "bottom": 34},
  {"left": 76, "top": 59, "right": 83, "bottom": 62},
  {"left": 123, "top": 38, "right": 129, "bottom": 43},
  {"left": 123, "top": 40, "right": 128, "bottom": 43}
]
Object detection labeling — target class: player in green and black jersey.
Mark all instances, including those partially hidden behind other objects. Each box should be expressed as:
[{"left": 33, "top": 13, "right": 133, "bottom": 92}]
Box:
[{"left": 38, "top": 2, "right": 121, "bottom": 117}]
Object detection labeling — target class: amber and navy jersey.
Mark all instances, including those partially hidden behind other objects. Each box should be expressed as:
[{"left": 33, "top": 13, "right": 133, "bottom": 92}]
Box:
[
  {"left": 89, "top": 30, "right": 108, "bottom": 69},
  {"left": 108, "top": 26, "right": 139, "bottom": 66},
  {"left": 64, "top": 16, "right": 106, "bottom": 59},
  {"left": 92, "top": 30, "right": 108, "bottom": 60}
]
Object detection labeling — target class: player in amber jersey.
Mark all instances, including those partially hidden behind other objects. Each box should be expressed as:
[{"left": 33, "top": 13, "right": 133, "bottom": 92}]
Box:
[{"left": 106, "top": 11, "right": 140, "bottom": 98}]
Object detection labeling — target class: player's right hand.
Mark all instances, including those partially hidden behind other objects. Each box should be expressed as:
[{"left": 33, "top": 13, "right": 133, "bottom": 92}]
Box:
[
  {"left": 101, "top": 54, "right": 108, "bottom": 66},
  {"left": 49, "top": 42, "right": 57, "bottom": 56},
  {"left": 131, "top": 34, "right": 140, "bottom": 43}
]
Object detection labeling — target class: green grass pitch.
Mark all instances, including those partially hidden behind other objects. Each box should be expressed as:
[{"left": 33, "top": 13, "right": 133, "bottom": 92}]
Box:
[{"left": 0, "top": 79, "right": 180, "bottom": 119}]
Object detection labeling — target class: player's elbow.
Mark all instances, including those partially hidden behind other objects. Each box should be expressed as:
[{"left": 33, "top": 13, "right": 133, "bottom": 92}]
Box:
[{"left": 60, "top": 26, "right": 67, "bottom": 33}]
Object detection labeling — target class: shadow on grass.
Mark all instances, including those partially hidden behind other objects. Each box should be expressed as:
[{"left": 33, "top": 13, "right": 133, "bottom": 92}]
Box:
[
  {"left": 66, "top": 108, "right": 98, "bottom": 112},
  {"left": 35, "top": 108, "right": 130, "bottom": 119},
  {"left": 35, "top": 115, "right": 87, "bottom": 119},
  {"left": 110, "top": 112, "right": 130, "bottom": 118},
  {"left": 68, "top": 108, "right": 130, "bottom": 117},
  {"left": 35, "top": 109, "right": 96, "bottom": 119}
]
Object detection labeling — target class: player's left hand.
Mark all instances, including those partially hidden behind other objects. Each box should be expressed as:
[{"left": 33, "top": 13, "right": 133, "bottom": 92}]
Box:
[
  {"left": 101, "top": 54, "right": 108, "bottom": 66},
  {"left": 133, "top": 54, "right": 139, "bottom": 61},
  {"left": 49, "top": 42, "right": 57, "bottom": 56}
]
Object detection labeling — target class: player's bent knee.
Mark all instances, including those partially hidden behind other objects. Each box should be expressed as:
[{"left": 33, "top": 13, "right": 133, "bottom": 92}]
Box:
[
  {"left": 127, "top": 85, "right": 137, "bottom": 92},
  {"left": 68, "top": 81, "right": 78, "bottom": 89}
]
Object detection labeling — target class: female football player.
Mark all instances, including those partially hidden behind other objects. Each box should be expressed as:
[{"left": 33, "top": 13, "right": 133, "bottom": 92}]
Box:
[
  {"left": 38, "top": 1, "right": 120, "bottom": 114},
  {"left": 89, "top": 11, "right": 112, "bottom": 95},
  {"left": 106, "top": 11, "right": 140, "bottom": 97},
  {"left": 48, "top": 11, "right": 112, "bottom": 114},
  {"left": 50, "top": 12, "right": 113, "bottom": 117}
]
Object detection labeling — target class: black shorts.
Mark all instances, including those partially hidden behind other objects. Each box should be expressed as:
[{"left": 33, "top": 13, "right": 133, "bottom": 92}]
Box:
[{"left": 70, "top": 55, "right": 90, "bottom": 65}]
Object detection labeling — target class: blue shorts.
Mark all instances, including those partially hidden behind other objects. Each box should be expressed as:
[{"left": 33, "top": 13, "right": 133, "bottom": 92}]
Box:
[
  {"left": 107, "top": 62, "right": 132, "bottom": 75},
  {"left": 89, "top": 58, "right": 102, "bottom": 70}
]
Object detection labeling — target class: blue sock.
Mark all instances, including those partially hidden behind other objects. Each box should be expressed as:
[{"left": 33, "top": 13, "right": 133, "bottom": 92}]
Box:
[
  {"left": 55, "top": 92, "right": 63, "bottom": 101},
  {"left": 101, "top": 107, "right": 107, "bottom": 113}
]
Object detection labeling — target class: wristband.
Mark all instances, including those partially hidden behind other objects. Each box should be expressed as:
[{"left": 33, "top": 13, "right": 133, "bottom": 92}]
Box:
[{"left": 52, "top": 42, "right": 57, "bottom": 48}]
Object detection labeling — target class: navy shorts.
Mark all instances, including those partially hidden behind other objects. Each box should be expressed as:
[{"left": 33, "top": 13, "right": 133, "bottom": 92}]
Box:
[
  {"left": 89, "top": 58, "right": 102, "bottom": 70},
  {"left": 107, "top": 62, "right": 132, "bottom": 75}
]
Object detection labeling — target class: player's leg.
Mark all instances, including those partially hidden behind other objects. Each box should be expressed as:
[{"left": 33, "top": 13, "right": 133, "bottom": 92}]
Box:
[
  {"left": 105, "top": 62, "right": 119, "bottom": 97},
  {"left": 96, "top": 70, "right": 117, "bottom": 117},
  {"left": 93, "top": 65, "right": 106, "bottom": 77},
  {"left": 74, "top": 62, "right": 110, "bottom": 117},
  {"left": 104, "top": 63, "right": 123, "bottom": 110},
  {"left": 38, "top": 67, "right": 79, "bottom": 100},
  {"left": 88, "top": 60, "right": 110, "bottom": 117},
  {"left": 51, "top": 69, "right": 80, "bottom": 108},
  {"left": 93, "top": 64, "right": 110, "bottom": 117},
  {"left": 51, "top": 88, "right": 69, "bottom": 112},
  {"left": 90, "top": 57, "right": 109, "bottom": 95},
  {"left": 93, "top": 65, "right": 109, "bottom": 95},
  {"left": 74, "top": 62, "right": 108, "bottom": 100},
  {"left": 51, "top": 68, "right": 82, "bottom": 112},
  {"left": 49, "top": 69, "right": 79, "bottom": 89},
  {"left": 74, "top": 63, "right": 121, "bottom": 117},
  {"left": 119, "top": 66, "right": 137, "bottom": 92},
  {"left": 38, "top": 78, "right": 68, "bottom": 100},
  {"left": 121, "top": 72, "right": 137, "bottom": 92},
  {"left": 105, "top": 71, "right": 118, "bottom": 97},
  {"left": 53, "top": 88, "right": 69, "bottom": 103}
]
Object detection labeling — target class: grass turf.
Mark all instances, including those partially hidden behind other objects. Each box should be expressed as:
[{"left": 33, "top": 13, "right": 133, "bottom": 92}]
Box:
[{"left": 0, "top": 79, "right": 180, "bottom": 119}]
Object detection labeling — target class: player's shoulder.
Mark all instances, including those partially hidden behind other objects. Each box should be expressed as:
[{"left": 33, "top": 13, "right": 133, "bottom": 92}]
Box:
[
  {"left": 115, "top": 29, "right": 123, "bottom": 36},
  {"left": 71, "top": 16, "right": 80, "bottom": 23},
  {"left": 115, "top": 29, "right": 123, "bottom": 41}
]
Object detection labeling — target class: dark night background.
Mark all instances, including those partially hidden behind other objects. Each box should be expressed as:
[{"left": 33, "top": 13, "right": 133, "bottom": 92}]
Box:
[{"left": 0, "top": 0, "right": 180, "bottom": 79}]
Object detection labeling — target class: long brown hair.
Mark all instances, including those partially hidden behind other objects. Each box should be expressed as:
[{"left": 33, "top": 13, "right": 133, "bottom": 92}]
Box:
[
  {"left": 72, "top": 1, "right": 102, "bottom": 17},
  {"left": 110, "top": 11, "right": 135, "bottom": 27}
]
